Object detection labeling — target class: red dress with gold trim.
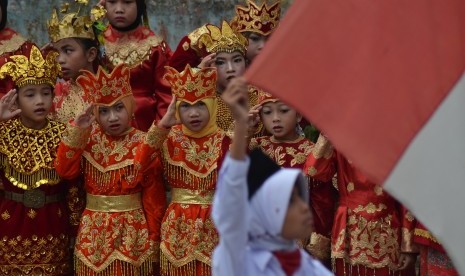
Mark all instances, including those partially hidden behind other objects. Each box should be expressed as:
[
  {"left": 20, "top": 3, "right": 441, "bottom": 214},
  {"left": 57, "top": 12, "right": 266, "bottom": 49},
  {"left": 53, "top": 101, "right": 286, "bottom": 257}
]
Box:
[
  {"left": 305, "top": 135, "right": 416, "bottom": 275},
  {"left": 140, "top": 125, "right": 230, "bottom": 276},
  {"left": 0, "top": 28, "right": 33, "bottom": 97},
  {"left": 0, "top": 118, "right": 74, "bottom": 276},
  {"left": 55, "top": 124, "right": 167, "bottom": 276},
  {"left": 102, "top": 25, "right": 173, "bottom": 131},
  {"left": 414, "top": 222, "right": 458, "bottom": 276},
  {"left": 250, "top": 135, "right": 337, "bottom": 262}
]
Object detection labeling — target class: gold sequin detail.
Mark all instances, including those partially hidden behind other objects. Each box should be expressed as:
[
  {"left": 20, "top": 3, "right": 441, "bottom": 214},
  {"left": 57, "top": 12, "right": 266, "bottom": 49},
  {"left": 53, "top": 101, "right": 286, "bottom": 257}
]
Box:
[
  {"left": 1, "top": 211, "right": 10, "bottom": 220},
  {"left": 27, "top": 209, "right": 37, "bottom": 219},
  {"left": 347, "top": 182, "right": 354, "bottom": 192},
  {"left": 0, "top": 31, "right": 26, "bottom": 55},
  {"left": 0, "top": 119, "right": 64, "bottom": 190}
]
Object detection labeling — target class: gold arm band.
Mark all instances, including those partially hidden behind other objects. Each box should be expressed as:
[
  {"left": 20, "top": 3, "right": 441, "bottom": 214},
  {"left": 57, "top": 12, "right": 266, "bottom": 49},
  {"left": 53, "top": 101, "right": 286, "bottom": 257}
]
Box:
[
  {"left": 170, "top": 188, "right": 214, "bottom": 205},
  {"left": 86, "top": 193, "right": 142, "bottom": 212}
]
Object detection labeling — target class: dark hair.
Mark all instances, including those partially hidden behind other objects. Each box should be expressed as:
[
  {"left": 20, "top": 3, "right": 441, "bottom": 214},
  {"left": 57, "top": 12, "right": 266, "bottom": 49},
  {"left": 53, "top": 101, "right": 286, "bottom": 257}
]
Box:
[
  {"left": 72, "top": 37, "right": 100, "bottom": 70},
  {"left": 0, "top": 0, "right": 8, "bottom": 30}
]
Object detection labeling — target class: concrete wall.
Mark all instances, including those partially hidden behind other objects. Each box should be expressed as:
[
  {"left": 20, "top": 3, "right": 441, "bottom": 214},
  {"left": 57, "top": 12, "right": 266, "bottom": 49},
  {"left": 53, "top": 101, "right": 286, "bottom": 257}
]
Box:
[{"left": 7, "top": 0, "right": 293, "bottom": 49}]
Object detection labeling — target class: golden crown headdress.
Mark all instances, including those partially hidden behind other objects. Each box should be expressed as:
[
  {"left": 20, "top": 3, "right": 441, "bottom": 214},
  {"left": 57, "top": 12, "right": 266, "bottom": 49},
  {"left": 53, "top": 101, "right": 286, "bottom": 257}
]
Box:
[
  {"left": 257, "top": 89, "right": 277, "bottom": 105},
  {"left": 198, "top": 21, "right": 248, "bottom": 55},
  {"left": 0, "top": 45, "right": 60, "bottom": 88},
  {"left": 164, "top": 64, "right": 217, "bottom": 104},
  {"left": 76, "top": 64, "right": 132, "bottom": 106},
  {"left": 47, "top": 0, "right": 105, "bottom": 43},
  {"left": 232, "top": 0, "right": 281, "bottom": 36}
]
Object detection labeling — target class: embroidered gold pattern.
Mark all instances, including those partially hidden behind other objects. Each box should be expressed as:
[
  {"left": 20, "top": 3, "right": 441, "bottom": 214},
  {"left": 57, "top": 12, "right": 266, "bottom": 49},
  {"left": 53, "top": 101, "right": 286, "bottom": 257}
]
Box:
[
  {"left": 0, "top": 31, "right": 27, "bottom": 55},
  {"left": 0, "top": 234, "right": 72, "bottom": 275},
  {"left": 414, "top": 228, "right": 440, "bottom": 243},
  {"left": 160, "top": 210, "right": 218, "bottom": 267},
  {"left": 405, "top": 211, "right": 414, "bottom": 222},
  {"left": 105, "top": 29, "right": 162, "bottom": 68},
  {"left": 75, "top": 209, "right": 153, "bottom": 272},
  {"left": 347, "top": 182, "right": 354, "bottom": 192},
  {"left": 0, "top": 119, "right": 64, "bottom": 190},
  {"left": 1, "top": 211, "right": 10, "bottom": 220},
  {"left": 307, "top": 166, "right": 317, "bottom": 177},
  {"left": 352, "top": 203, "right": 387, "bottom": 214},
  {"left": 332, "top": 214, "right": 400, "bottom": 269},
  {"left": 27, "top": 209, "right": 37, "bottom": 219},
  {"left": 52, "top": 82, "right": 88, "bottom": 123}
]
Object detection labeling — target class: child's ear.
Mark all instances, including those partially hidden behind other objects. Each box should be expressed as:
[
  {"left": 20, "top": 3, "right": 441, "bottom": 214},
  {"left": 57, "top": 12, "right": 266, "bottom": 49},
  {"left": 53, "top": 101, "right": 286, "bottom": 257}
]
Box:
[{"left": 86, "top": 47, "right": 98, "bottom": 63}]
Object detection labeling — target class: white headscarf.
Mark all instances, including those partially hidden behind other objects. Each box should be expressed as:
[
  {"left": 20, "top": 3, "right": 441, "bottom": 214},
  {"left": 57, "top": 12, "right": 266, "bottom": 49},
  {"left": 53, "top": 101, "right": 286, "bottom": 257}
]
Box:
[{"left": 248, "top": 169, "right": 309, "bottom": 252}]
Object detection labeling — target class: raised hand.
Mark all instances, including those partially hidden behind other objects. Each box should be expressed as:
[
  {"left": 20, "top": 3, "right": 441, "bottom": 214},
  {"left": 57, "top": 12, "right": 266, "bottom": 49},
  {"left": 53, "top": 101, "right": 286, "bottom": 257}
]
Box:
[
  {"left": 74, "top": 104, "right": 95, "bottom": 129},
  {"left": 158, "top": 97, "right": 180, "bottom": 129},
  {"left": 221, "top": 77, "right": 249, "bottom": 123},
  {"left": 198, "top": 53, "right": 217, "bottom": 69},
  {"left": 0, "top": 89, "right": 21, "bottom": 122}
]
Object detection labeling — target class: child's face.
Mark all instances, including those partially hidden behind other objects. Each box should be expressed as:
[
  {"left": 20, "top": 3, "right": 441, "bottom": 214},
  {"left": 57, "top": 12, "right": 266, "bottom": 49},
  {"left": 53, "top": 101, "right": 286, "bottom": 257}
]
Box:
[
  {"left": 17, "top": 84, "right": 53, "bottom": 129},
  {"left": 105, "top": 0, "right": 138, "bottom": 30},
  {"left": 261, "top": 101, "right": 300, "bottom": 141},
  {"left": 98, "top": 100, "right": 131, "bottom": 136},
  {"left": 178, "top": 101, "right": 210, "bottom": 133},
  {"left": 54, "top": 38, "right": 95, "bottom": 81},
  {"left": 246, "top": 33, "right": 267, "bottom": 63},
  {"left": 214, "top": 51, "right": 246, "bottom": 92},
  {"left": 281, "top": 186, "right": 314, "bottom": 240}
]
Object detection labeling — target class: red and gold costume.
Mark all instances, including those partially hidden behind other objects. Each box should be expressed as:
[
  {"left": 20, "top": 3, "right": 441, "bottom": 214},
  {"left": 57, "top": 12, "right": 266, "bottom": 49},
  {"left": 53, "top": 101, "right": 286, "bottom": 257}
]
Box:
[
  {"left": 305, "top": 135, "right": 417, "bottom": 275},
  {"left": 231, "top": 0, "right": 281, "bottom": 37},
  {"left": 139, "top": 65, "right": 230, "bottom": 275},
  {"left": 198, "top": 21, "right": 262, "bottom": 136},
  {"left": 102, "top": 24, "right": 173, "bottom": 131},
  {"left": 0, "top": 28, "right": 33, "bottom": 97},
  {"left": 55, "top": 65, "right": 167, "bottom": 276},
  {"left": 251, "top": 92, "right": 336, "bottom": 262},
  {"left": 0, "top": 45, "right": 74, "bottom": 275},
  {"left": 414, "top": 222, "right": 458, "bottom": 276}
]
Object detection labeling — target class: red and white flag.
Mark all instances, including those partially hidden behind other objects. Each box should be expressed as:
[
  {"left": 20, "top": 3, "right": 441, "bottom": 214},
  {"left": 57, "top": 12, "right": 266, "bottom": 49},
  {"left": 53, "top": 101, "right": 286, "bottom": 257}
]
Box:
[{"left": 246, "top": 0, "right": 465, "bottom": 273}]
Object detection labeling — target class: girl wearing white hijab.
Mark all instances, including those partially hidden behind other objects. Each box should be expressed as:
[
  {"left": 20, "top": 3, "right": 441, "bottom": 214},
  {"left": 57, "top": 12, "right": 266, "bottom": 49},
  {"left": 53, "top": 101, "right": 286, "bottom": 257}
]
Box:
[{"left": 212, "top": 78, "right": 332, "bottom": 276}]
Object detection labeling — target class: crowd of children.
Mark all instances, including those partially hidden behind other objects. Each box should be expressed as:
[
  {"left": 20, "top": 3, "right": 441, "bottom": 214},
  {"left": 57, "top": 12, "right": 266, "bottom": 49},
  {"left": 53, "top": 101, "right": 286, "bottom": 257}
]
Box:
[{"left": 0, "top": 0, "right": 459, "bottom": 275}]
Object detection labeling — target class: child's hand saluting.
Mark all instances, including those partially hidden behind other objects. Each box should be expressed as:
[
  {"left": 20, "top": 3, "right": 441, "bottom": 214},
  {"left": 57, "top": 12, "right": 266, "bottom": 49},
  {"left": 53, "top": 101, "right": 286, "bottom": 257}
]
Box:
[
  {"left": 74, "top": 104, "right": 95, "bottom": 129},
  {"left": 158, "top": 96, "right": 180, "bottom": 129},
  {"left": 0, "top": 89, "right": 21, "bottom": 122}
]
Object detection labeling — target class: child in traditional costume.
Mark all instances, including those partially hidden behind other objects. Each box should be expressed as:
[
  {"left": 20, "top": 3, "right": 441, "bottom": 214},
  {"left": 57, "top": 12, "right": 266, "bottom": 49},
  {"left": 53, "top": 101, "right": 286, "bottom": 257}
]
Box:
[
  {"left": 47, "top": 0, "right": 101, "bottom": 123},
  {"left": 0, "top": 45, "right": 74, "bottom": 275},
  {"left": 231, "top": 0, "right": 281, "bottom": 64},
  {"left": 55, "top": 64, "right": 170, "bottom": 275},
  {"left": 250, "top": 91, "right": 337, "bottom": 264},
  {"left": 212, "top": 77, "right": 332, "bottom": 275},
  {"left": 138, "top": 64, "right": 230, "bottom": 275},
  {"left": 305, "top": 134, "right": 418, "bottom": 275},
  {"left": 99, "top": 0, "right": 172, "bottom": 131}
]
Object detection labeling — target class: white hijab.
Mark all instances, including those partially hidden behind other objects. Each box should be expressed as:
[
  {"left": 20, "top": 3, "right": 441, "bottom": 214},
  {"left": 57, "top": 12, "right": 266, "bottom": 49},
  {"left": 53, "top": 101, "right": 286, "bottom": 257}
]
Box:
[{"left": 248, "top": 169, "right": 309, "bottom": 252}]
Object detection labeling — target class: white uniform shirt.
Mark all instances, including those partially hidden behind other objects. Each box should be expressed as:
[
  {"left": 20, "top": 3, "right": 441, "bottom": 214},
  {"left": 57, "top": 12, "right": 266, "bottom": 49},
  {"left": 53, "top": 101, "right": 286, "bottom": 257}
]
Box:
[{"left": 212, "top": 155, "right": 333, "bottom": 276}]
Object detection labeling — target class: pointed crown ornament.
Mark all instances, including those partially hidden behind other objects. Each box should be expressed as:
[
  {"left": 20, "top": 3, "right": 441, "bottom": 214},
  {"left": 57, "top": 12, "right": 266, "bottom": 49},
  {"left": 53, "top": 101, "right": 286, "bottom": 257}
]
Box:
[
  {"left": 0, "top": 45, "right": 61, "bottom": 88},
  {"left": 198, "top": 21, "right": 248, "bottom": 55},
  {"left": 258, "top": 89, "right": 277, "bottom": 105},
  {"left": 231, "top": 0, "right": 281, "bottom": 36},
  {"left": 47, "top": 0, "right": 105, "bottom": 43},
  {"left": 76, "top": 64, "right": 132, "bottom": 106},
  {"left": 163, "top": 64, "right": 217, "bottom": 104}
]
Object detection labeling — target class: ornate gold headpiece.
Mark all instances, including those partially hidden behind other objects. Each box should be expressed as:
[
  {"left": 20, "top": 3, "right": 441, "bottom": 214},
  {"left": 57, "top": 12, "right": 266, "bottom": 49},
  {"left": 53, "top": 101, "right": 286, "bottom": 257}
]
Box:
[
  {"left": 0, "top": 45, "right": 60, "bottom": 88},
  {"left": 47, "top": 0, "right": 105, "bottom": 42},
  {"left": 198, "top": 21, "right": 248, "bottom": 55},
  {"left": 231, "top": 0, "right": 281, "bottom": 36},
  {"left": 76, "top": 64, "right": 132, "bottom": 106},
  {"left": 164, "top": 65, "right": 217, "bottom": 104}
]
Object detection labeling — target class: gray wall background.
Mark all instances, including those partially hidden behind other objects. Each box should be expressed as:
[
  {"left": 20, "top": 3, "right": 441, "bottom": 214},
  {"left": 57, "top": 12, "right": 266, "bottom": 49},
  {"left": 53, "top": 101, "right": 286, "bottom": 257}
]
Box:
[{"left": 7, "top": 0, "right": 293, "bottom": 49}]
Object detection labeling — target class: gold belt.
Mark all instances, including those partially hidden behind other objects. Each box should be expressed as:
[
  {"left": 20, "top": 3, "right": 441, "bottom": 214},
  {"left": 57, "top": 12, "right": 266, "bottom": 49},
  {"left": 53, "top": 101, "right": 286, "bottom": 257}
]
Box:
[
  {"left": 170, "top": 188, "right": 214, "bottom": 205},
  {"left": 86, "top": 193, "right": 142, "bottom": 212}
]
